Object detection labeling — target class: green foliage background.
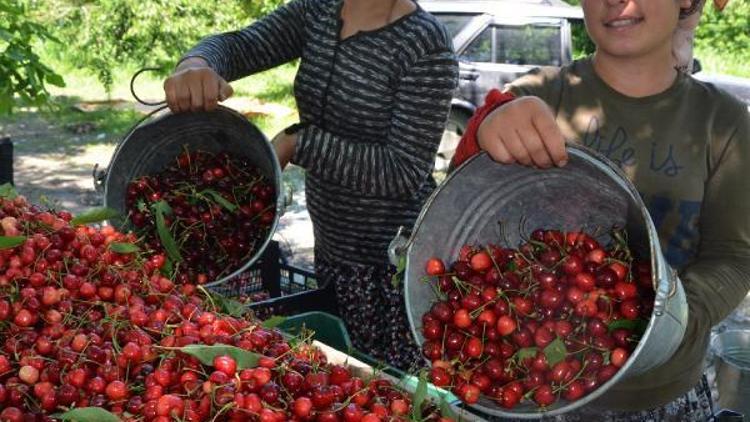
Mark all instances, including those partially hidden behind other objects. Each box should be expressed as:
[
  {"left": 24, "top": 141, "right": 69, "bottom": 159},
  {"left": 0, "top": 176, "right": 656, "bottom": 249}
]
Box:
[
  {"left": 1, "top": 0, "right": 748, "bottom": 114},
  {"left": 0, "top": 0, "right": 65, "bottom": 114},
  {"left": 33, "top": 0, "right": 286, "bottom": 91}
]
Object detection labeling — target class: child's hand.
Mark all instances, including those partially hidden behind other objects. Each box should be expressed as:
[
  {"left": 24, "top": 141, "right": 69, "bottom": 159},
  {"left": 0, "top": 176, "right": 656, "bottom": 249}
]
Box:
[
  {"left": 164, "top": 57, "right": 233, "bottom": 113},
  {"left": 477, "top": 96, "right": 567, "bottom": 168}
]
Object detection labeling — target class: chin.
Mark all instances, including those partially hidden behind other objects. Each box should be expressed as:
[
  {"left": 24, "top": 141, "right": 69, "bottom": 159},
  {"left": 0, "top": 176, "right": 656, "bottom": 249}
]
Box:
[{"left": 596, "top": 41, "right": 649, "bottom": 59}]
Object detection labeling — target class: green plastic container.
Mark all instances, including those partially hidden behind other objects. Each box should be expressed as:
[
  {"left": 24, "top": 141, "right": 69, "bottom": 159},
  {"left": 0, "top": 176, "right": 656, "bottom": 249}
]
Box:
[
  {"left": 278, "top": 312, "right": 461, "bottom": 405},
  {"left": 278, "top": 311, "right": 353, "bottom": 353}
]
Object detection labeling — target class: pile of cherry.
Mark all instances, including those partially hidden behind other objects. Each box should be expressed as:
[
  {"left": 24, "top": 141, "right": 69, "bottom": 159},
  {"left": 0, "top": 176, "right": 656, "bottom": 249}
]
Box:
[
  {"left": 420, "top": 229, "right": 655, "bottom": 410},
  {"left": 125, "top": 149, "right": 275, "bottom": 284},
  {"left": 0, "top": 193, "right": 452, "bottom": 421}
]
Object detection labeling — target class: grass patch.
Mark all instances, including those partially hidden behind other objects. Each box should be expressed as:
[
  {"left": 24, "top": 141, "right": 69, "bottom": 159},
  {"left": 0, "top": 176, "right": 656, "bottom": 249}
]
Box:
[
  {"left": 40, "top": 57, "right": 299, "bottom": 137},
  {"left": 694, "top": 47, "right": 750, "bottom": 79},
  {"left": 2, "top": 57, "right": 299, "bottom": 153},
  {"left": 0, "top": 97, "right": 141, "bottom": 156}
]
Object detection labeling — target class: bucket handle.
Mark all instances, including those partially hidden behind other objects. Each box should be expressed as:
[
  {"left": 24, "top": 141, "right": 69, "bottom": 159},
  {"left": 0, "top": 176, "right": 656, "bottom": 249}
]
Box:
[
  {"left": 92, "top": 67, "right": 169, "bottom": 192},
  {"left": 388, "top": 226, "right": 411, "bottom": 267},
  {"left": 130, "top": 67, "right": 168, "bottom": 107}
]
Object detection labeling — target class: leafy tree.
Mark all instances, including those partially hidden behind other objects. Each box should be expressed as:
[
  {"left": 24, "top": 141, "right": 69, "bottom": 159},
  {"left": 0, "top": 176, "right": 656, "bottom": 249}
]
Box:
[
  {"left": 0, "top": 0, "right": 65, "bottom": 114},
  {"left": 36, "top": 0, "right": 286, "bottom": 92},
  {"left": 695, "top": 1, "right": 750, "bottom": 60}
]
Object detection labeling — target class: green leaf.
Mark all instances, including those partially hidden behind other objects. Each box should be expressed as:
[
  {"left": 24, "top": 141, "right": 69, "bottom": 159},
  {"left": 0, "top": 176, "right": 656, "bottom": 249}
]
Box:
[
  {"left": 0, "top": 236, "right": 26, "bottom": 250},
  {"left": 410, "top": 371, "right": 429, "bottom": 421},
  {"left": 438, "top": 392, "right": 458, "bottom": 420},
  {"left": 109, "top": 242, "right": 140, "bottom": 254},
  {"left": 516, "top": 347, "right": 538, "bottom": 361},
  {"left": 543, "top": 337, "right": 567, "bottom": 367},
  {"left": 213, "top": 294, "right": 246, "bottom": 317},
  {"left": 261, "top": 315, "right": 287, "bottom": 329},
  {"left": 396, "top": 255, "right": 406, "bottom": 273},
  {"left": 152, "top": 200, "right": 182, "bottom": 263},
  {"left": 161, "top": 257, "right": 174, "bottom": 278},
  {"left": 202, "top": 189, "right": 237, "bottom": 212},
  {"left": 53, "top": 407, "right": 121, "bottom": 422},
  {"left": 391, "top": 255, "right": 406, "bottom": 288},
  {"left": 177, "top": 344, "right": 260, "bottom": 370},
  {"left": 0, "top": 183, "right": 18, "bottom": 199},
  {"left": 608, "top": 318, "right": 648, "bottom": 335},
  {"left": 45, "top": 72, "right": 65, "bottom": 87},
  {"left": 70, "top": 207, "right": 119, "bottom": 226}
]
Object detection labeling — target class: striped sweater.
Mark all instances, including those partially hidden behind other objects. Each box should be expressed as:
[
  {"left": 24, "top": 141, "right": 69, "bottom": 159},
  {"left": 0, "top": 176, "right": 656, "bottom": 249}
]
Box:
[{"left": 185, "top": 0, "right": 458, "bottom": 266}]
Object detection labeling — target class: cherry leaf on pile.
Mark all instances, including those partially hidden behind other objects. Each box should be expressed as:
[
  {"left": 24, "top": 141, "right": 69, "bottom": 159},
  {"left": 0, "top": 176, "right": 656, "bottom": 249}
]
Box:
[
  {"left": 151, "top": 200, "right": 182, "bottom": 263},
  {"left": 543, "top": 338, "right": 567, "bottom": 367},
  {"left": 53, "top": 407, "right": 121, "bottom": 422},
  {"left": 410, "top": 371, "right": 429, "bottom": 421},
  {"left": 0, "top": 236, "right": 26, "bottom": 250},
  {"left": 261, "top": 315, "right": 287, "bottom": 329},
  {"left": 70, "top": 207, "right": 119, "bottom": 226},
  {"left": 215, "top": 295, "right": 247, "bottom": 318},
  {"left": 0, "top": 183, "right": 18, "bottom": 199},
  {"left": 516, "top": 347, "right": 538, "bottom": 362},
  {"left": 177, "top": 344, "right": 261, "bottom": 370},
  {"left": 608, "top": 318, "right": 649, "bottom": 335},
  {"left": 202, "top": 189, "right": 238, "bottom": 212},
  {"left": 438, "top": 392, "right": 459, "bottom": 421},
  {"left": 108, "top": 242, "right": 140, "bottom": 254}
]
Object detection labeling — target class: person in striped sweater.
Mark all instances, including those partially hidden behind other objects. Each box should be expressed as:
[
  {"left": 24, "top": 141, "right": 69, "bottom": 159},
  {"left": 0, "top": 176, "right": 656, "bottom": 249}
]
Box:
[{"left": 163, "top": 0, "right": 458, "bottom": 369}]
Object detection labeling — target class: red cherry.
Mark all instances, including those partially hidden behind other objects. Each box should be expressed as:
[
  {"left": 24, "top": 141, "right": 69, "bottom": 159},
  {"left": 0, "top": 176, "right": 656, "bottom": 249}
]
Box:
[
  {"left": 453, "top": 309, "right": 472, "bottom": 329},
  {"left": 105, "top": 380, "right": 128, "bottom": 401},
  {"left": 533, "top": 384, "right": 556, "bottom": 407},
  {"left": 425, "top": 258, "right": 446, "bottom": 276},
  {"left": 292, "top": 397, "right": 312, "bottom": 418},
  {"left": 574, "top": 272, "right": 596, "bottom": 292},
  {"left": 611, "top": 347, "right": 630, "bottom": 368},
  {"left": 564, "top": 380, "right": 586, "bottom": 401},
  {"left": 470, "top": 251, "right": 492, "bottom": 272},
  {"left": 213, "top": 355, "right": 237, "bottom": 376},
  {"left": 496, "top": 315, "right": 516, "bottom": 336}
]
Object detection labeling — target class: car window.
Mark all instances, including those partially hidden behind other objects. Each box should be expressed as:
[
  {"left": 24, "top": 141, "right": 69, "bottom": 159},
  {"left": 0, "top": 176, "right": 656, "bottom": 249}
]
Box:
[
  {"left": 460, "top": 24, "right": 563, "bottom": 66},
  {"left": 432, "top": 13, "right": 476, "bottom": 40},
  {"left": 460, "top": 27, "right": 492, "bottom": 63},
  {"left": 495, "top": 25, "right": 562, "bottom": 66}
]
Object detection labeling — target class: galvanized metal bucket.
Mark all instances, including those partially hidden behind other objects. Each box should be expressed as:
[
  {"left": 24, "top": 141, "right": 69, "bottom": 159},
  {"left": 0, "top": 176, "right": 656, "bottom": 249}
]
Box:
[
  {"left": 391, "top": 145, "right": 688, "bottom": 419},
  {"left": 97, "top": 105, "right": 284, "bottom": 287},
  {"left": 712, "top": 330, "right": 750, "bottom": 418}
]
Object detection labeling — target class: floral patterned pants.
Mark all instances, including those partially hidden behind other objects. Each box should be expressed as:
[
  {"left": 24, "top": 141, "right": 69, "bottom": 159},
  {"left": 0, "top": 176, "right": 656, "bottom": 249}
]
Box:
[{"left": 316, "top": 257, "right": 423, "bottom": 372}]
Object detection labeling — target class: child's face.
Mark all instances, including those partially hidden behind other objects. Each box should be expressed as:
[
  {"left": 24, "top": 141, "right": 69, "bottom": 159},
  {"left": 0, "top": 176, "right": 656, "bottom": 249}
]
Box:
[{"left": 582, "top": 0, "right": 692, "bottom": 60}]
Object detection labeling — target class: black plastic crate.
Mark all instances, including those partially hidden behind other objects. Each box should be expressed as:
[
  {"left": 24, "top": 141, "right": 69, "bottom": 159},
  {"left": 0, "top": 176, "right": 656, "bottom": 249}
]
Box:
[
  {"left": 0, "top": 138, "right": 13, "bottom": 186},
  {"left": 208, "top": 240, "right": 337, "bottom": 317}
]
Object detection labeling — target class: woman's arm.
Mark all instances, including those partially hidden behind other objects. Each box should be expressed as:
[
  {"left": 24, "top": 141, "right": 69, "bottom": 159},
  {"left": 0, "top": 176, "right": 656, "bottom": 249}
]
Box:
[
  {"left": 182, "top": 0, "right": 310, "bottom": 81},
  {"left": 164, "top": 0, "right": 311, "bottom": 112}
]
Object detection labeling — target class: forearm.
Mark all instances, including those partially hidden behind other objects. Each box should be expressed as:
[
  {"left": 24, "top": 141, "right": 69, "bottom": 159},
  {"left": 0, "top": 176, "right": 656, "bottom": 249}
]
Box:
[{"left": 681, "top": 253, "right": 750, "bottom": 327}]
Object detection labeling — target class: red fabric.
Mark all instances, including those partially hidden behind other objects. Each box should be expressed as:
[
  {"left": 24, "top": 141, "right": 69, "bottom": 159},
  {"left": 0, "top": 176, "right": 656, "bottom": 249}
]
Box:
[{"left": 450, "top": 89, "right": 516, "bottom": 169}]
